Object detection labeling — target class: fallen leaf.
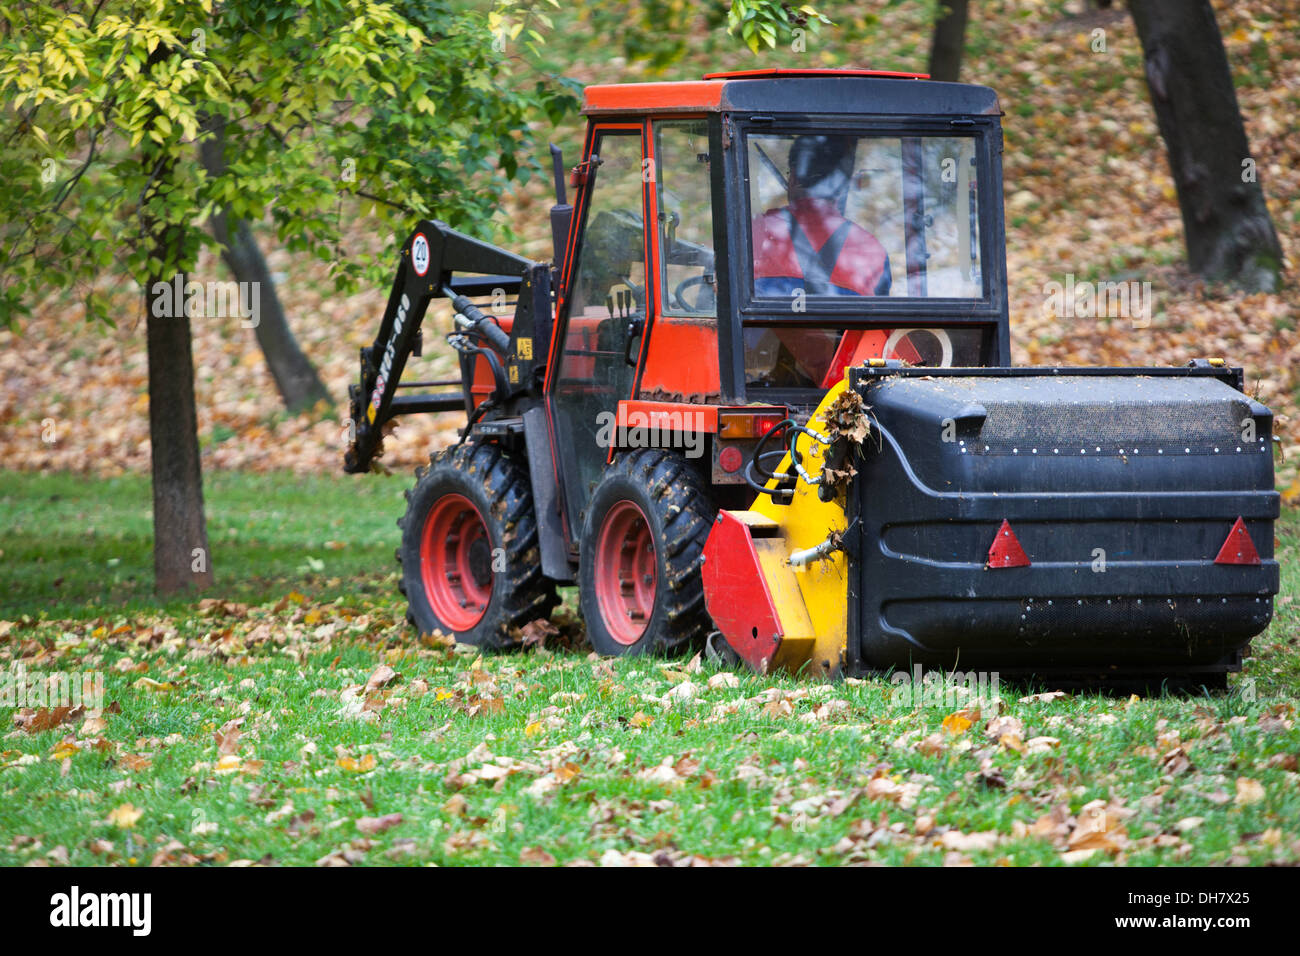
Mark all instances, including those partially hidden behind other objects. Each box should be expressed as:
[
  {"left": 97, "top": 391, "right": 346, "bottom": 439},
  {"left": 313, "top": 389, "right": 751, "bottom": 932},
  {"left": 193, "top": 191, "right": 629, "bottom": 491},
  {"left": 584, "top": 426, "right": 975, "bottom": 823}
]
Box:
[
  {"left": 941, "top": 711, "right": 974, "bottom": 735},
  {"left": 1066, "top": 799, "right": 1131, "bottom": 855},
  {"left": 1234, "top": 777, "right": 1265, "bottom": 807},
  {"left": 132, "top": 677, "right": 176, "bottom": 693},
  {"left": 364, "top": 665, "right": 399, "bottom": 695},
  {"left": 941, "top": 830, "right": 1000, "bottom": 852},
  {"left": 337, "top": 754, "right": 377, "bottom": 773},
  {"left": 214, "top": 725, "right": 242, "bottom": 756},
  {"left": 520, "top": 846, "right": 557, "bottom": 865},
  {"left": 356, "top": 813, "right": 404, "bottom": 835},
  {"left": 1019, "top": 691, "right": 1067, "bottom": 704},
  {"left": 520, "top": 619, "right": 559, "bottom": 648},
  {"left": 117, "top": 753, "right": 152, "bottom": 772},
  {"left": 14, "top": 705, "right": 79, "bottom": 733},
  {"left": 107, "top": 803, "right": 143, "bottom": 829}
]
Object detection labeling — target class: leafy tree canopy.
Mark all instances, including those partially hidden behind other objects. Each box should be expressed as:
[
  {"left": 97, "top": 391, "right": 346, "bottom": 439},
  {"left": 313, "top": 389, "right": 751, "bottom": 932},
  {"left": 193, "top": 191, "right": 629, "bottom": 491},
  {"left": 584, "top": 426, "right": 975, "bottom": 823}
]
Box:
[{"left": 0, "top": 0, "right": 580, "bottom": 325}]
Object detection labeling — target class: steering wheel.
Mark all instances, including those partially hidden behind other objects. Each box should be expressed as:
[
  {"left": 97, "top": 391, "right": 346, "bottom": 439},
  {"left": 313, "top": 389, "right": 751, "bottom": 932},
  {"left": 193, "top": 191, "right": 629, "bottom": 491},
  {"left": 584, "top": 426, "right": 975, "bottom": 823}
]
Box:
[
  {"left": 883, "top": 327, "right": 954, "bottom": 367},
  {"left": 673, "top": 275, "right": 715, "bottom": 313}
]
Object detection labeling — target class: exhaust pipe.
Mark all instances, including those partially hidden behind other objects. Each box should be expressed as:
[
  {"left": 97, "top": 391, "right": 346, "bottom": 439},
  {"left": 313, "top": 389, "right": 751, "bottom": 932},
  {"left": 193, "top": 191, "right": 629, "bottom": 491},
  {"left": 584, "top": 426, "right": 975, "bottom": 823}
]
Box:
[{"left": 548, "top": 144, "right": 573, "bottom": 280}]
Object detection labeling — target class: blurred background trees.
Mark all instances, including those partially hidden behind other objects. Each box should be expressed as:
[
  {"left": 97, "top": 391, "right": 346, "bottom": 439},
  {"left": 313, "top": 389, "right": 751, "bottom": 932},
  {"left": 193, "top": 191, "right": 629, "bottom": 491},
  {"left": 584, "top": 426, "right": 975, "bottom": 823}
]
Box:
[
  {"left": 1129, "top": 0, "right": 1283, "bottom": 292},
  {"left": 0, "top": 0, "right": 577, "bottom": 591}
]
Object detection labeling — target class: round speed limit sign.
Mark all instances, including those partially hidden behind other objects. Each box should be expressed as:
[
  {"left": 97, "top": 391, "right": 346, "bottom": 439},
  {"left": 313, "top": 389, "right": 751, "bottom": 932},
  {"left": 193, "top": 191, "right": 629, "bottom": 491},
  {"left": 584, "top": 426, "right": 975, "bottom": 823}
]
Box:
[{"left": 411, "top": 233, "right": 430, "bottom": 276}]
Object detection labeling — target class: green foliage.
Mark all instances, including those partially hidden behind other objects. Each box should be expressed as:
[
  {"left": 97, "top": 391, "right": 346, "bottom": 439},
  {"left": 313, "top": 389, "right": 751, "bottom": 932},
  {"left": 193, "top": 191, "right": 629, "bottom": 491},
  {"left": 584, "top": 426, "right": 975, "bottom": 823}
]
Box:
[
  {"left": 728, "top": 1, "right": 830, "bottom": 54},
  {"left": 556, "top": 0, "right": 834, "bottom": 72},
  {"left": 0, "top": 0, "right": 579, "bottom": 325},
  {"left": 0, "top": 0, "right": 822, "bottom": 326}
]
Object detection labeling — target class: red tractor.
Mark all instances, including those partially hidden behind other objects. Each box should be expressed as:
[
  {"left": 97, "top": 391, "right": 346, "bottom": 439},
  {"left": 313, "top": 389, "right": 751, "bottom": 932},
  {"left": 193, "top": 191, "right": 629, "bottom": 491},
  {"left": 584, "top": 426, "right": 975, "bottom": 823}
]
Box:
[{"left": 346, "top": 70, "right": 1278, "bottom": 688}]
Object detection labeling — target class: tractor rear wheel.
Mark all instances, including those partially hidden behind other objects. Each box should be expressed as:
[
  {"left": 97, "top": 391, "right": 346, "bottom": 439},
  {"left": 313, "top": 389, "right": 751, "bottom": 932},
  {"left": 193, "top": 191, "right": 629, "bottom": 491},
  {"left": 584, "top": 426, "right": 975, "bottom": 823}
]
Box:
[
  {"left": 398, "top": 441, "right": 557, "bottom": 648},
  {"left": 579, "top": 450, "right": 715, "bottom": 657}
]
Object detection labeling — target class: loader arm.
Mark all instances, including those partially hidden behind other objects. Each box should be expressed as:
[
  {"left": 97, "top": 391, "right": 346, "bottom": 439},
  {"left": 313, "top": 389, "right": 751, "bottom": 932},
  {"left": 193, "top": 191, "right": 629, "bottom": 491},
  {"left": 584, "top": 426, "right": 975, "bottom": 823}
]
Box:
[{"left": 344, "top": 219, "right": 542, "bottom": 473}]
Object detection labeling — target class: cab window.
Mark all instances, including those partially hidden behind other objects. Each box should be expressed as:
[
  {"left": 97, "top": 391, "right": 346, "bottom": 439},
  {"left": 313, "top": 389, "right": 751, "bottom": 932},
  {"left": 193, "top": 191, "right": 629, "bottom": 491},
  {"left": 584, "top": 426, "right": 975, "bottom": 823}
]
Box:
[
  {"left": 748, "top": 133, "right": 982, "bottom": 300},
  {"left": 654, "top": 120, "right": 716, "bottom": 317}
]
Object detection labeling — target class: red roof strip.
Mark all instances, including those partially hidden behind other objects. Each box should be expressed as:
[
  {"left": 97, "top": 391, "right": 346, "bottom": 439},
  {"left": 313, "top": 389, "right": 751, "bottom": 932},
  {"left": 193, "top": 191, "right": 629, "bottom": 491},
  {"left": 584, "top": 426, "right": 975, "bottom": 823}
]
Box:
[
  {"left": 583, "top": 80, "right": 725, "bottom": 114},
  {"left": 702, "top": 68, "right": 929, "bottom": 80}
]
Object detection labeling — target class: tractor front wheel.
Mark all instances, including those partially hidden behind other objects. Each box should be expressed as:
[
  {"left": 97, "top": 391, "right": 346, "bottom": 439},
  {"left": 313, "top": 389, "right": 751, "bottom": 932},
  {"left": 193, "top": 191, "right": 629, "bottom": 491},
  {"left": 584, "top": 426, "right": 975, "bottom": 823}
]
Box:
[
  {"left": 398, "top": 441, "right": 557, "bottom": 648},
  {"left": 579, "top": 450, "right": 715, "bottom": 657}
]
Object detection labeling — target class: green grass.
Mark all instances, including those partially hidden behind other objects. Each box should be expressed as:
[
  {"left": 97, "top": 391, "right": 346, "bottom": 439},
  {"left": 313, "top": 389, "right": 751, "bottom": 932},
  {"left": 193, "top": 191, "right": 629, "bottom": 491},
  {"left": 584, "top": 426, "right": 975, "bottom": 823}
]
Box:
[
  {"left": 0, "top": 470, "right": 409, "bottom": 618},
  {"left": 1, "top": 471, "right": 1297, "bottom": 866}
]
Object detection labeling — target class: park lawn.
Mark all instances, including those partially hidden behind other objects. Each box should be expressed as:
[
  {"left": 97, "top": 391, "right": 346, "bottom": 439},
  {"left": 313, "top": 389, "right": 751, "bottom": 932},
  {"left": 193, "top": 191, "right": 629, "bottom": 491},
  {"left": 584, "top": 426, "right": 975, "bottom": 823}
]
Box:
[{"left": 0, "top": 470, "right": 1297, "bottom": 866}]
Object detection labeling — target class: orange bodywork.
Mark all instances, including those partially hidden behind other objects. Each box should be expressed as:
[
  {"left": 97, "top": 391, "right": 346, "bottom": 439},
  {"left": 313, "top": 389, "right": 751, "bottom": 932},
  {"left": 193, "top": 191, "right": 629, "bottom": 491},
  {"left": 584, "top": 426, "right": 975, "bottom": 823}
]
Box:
[
  {"left": 616, "top": 400, "right": 719, "bottom": 433},
  {"left": 583, "top": 81, "right": 724, "bottom": 116},
  {"left": 469, "top": 315, "right": 514, "bottom": 409},
  {"left": 637, "top": 318, "right": 721, "bottom": 401}
]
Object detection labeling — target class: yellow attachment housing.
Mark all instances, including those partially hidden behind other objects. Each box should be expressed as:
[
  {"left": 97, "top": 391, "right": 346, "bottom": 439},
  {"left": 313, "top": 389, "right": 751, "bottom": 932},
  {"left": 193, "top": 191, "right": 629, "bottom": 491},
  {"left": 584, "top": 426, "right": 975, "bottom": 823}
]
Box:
[{"left": 746, "top": 377, "right": 853, "bottom": 676}]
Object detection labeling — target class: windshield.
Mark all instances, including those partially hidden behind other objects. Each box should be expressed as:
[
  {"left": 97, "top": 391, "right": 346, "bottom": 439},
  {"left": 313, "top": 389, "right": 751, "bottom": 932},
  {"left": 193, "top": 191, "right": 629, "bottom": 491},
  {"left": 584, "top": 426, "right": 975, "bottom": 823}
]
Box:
[
  {"left": 743, "top": 130, "right": 988, "bottom": 389},
  {"left": 748, "top": 132, "right": 982, "bottom": 300}
]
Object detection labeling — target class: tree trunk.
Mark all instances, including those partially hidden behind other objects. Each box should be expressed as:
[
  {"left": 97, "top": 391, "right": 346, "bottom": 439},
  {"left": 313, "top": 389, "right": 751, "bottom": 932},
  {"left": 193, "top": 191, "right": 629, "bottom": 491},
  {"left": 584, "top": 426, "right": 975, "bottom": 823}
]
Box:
[
  {"left": 141, "top": 45, "right": 212, "bottom": 596},
  {"left": 199, "top": 119, "right": 330, "bottom": 412},
  {"left": 928, "top": 0, "right": 970, "bottom": 83},
  {"left": 146, "top": 266, "right": 213, "bottom": 594},
  {"left": 1129, "top": 0, "right": 1284, "bottom": 291}
]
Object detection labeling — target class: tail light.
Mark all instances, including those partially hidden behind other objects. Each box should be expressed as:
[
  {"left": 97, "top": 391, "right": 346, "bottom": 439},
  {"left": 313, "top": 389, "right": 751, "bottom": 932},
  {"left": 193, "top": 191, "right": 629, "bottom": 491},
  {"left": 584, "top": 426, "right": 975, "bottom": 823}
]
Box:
[{"left": 718, "top": 407, "right": 786, "bottom": 440}]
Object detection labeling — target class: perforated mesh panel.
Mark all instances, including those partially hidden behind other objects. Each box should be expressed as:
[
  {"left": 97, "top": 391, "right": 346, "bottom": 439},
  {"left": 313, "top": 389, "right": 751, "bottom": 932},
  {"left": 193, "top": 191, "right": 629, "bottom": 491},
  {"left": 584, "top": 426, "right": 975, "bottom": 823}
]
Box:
[
  {"left": 872, "top": 374, "right": 1254, "bottom": 447},
  {"left": 979, "top": 398, "right": 1245, "bottom": 445}
]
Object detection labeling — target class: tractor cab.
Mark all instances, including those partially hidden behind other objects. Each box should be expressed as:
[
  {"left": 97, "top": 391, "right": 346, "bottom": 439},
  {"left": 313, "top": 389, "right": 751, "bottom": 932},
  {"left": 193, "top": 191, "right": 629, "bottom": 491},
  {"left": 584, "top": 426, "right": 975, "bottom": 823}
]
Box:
[
  {"left": 556, "top": 69, "right": 1009, "bottom": 402},
  {"left": 543, "top": 69, "right": 1010, "bottom": 539}
]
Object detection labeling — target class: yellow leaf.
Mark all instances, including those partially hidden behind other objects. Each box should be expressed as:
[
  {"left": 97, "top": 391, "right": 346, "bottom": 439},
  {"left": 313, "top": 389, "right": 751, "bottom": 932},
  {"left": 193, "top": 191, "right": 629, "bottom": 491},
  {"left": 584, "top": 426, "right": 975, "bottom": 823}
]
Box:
[
  {"left": 942, "top": 712, "right": 973, "bottom": 735},
  {"left": 1281, "top": 477, "right": 1300, "bottom": 506},
  {"left": 132, "top": 677, "right": 175, "bottom": 693},
  {"left": 524, "top": 720, "right": 544, "bottom": 737},
  {"left": 337, "top": 754, "right": 377, "bottom": 773},
  {"left": 108, "top": 803, "right": 143, "bottom": 828},
  {"left": 1235, "top": 777, "right": 1265, "bottom": 806}
]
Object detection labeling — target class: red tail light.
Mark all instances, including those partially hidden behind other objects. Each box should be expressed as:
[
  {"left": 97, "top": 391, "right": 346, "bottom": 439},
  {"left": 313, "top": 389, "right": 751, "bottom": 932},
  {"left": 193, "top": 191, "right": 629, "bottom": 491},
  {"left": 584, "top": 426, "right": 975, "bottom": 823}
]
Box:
[{"left": 718, "top": 408, "right": 786, "bottom": 440}]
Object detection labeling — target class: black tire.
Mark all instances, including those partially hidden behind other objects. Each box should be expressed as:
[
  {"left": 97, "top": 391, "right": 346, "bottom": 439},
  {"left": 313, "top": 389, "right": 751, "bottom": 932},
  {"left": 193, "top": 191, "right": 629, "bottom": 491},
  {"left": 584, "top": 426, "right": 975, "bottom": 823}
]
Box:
[
  {"left": 398, "top": 441, "right": 557, "bottom": 648},
  {"left": 578, "top": 449, "right": 715, "bottom": 657}
]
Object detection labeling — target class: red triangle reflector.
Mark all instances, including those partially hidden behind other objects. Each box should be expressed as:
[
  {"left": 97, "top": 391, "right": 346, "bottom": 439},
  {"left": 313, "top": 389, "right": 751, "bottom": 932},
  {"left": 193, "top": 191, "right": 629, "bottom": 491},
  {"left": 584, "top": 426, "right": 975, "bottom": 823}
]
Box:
[
  {"left": 1214, "top": 517, "right": 1260, "bottom": 566},
  {"left": 987, "top": 519, "right": 1031, "bottom": 568}
]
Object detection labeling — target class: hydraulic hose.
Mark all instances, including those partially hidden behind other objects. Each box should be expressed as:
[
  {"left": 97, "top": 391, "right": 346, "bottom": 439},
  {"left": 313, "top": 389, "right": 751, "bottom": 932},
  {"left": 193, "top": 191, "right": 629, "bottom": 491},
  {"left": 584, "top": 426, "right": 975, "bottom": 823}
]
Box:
[{"left": 442, "top": 285, "right": 511, "bottom": 355}]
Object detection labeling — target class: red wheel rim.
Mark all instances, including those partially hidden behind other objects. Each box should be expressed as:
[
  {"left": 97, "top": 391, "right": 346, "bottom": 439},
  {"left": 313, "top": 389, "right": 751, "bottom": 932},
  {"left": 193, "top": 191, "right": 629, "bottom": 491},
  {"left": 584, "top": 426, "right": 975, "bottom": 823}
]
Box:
[
  {"left": 594, "top": 501, "right": 657, "bottom": 646},
  {"left": 420, "top": 494, "right": 493, "bottom": 632}
]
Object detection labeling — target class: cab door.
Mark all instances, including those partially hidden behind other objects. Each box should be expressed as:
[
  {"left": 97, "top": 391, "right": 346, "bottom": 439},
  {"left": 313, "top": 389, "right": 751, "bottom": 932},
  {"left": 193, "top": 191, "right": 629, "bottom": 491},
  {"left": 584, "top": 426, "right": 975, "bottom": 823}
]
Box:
[{"left": 546, "top": 124, "right": 650, "bottom": 542}]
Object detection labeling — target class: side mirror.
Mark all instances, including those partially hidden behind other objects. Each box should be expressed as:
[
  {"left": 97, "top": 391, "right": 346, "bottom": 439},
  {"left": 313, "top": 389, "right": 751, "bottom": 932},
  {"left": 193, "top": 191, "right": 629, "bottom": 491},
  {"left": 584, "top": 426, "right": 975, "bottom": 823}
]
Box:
[{"left": 570, "top": 156, "right": 599, "bottom": 188}]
